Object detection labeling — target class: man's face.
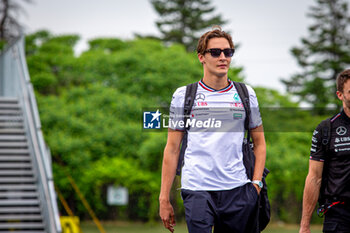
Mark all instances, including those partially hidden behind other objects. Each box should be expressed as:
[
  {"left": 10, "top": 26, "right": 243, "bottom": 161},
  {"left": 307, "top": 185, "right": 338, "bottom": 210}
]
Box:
[
  {"left": 198, "top": 37, "right": 232, "bottom": 78},
  {"left": 337, "top": 79, "right": 350, "bottom": 109}
]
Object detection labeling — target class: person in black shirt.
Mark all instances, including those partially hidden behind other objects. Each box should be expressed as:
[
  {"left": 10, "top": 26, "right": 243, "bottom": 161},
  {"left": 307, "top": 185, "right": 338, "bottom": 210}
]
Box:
[{"left": 300, "top": 69, "right": 350, "bottom": 233}]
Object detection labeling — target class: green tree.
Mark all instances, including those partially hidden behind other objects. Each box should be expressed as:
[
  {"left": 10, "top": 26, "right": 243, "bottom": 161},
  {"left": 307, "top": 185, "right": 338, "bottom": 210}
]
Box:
[
  {"left": 37, "top": 84, "right": 158, "bottom": 220},
  {"left": 25, "top": 31, "right": 245, "bottom": 221},
  {"left": 0, "top": 0, "right": 31, "bottom": 44},
  {"left": 25, "top": 30, "right": 80, "bottom": 94},
  {"left": 151, "top": 0, "right": 227, "bottom": 51},
  {"left": 282, "top": 0, "right": 350, "bottom": 108},
  {"left": 26, "top": 30, "right": 327, "bottom": 223}
]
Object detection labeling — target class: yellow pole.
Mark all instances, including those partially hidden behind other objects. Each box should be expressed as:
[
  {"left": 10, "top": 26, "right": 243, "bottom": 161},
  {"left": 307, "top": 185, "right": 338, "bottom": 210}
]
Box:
[
  {"left": 66, "top": 174, "right": 106, "bottom": 233},
  {"left": 55, "top": 186, "right": 74, "bottom": 216},
  {"left": 55, "top": 186, "right": 83, "bottom": 233},
  {"left": 55, "top": 157, "right": 107, "bottom": 233}
]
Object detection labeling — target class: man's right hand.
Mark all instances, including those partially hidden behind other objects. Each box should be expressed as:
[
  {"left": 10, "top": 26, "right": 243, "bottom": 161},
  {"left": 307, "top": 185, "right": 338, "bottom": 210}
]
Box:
[{"left": 160, "top": 200, "right": 176, "bottom": 232}]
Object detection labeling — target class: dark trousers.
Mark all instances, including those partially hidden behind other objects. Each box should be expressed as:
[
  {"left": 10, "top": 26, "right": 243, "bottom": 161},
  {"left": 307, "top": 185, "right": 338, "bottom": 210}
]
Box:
[
  {"left": 181, "top": 183, "right": 259, "bottom": 233},
  {"left": 323, "top": 204, "right": 350, "bottom": 233}
]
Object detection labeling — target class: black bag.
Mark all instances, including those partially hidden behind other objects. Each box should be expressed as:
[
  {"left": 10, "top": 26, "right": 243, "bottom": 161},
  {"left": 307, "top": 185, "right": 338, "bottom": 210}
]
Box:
[
  {"left": 176, "top": 82, "right": 198, "bottom": 176},
  {"left": 233, "top": 81, "right": 271, "bottom": 232},
  {"left": 318, "top": 118, "right": 331, "bottom": 209}
]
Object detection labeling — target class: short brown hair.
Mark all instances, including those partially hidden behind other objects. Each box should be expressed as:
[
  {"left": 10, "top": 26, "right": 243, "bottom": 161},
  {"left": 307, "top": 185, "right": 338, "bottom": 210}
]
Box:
[
  {"left": 336, "top": 69, "right": 350, "bottom": 92},
  {"left": 196, "top": 26, "right": 234, "bottom": 55}
]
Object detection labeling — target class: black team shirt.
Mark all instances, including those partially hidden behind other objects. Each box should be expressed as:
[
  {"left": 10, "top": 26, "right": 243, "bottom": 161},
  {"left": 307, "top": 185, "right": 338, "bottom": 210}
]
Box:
[{"left": 310, "top": 110, "right": 350, "bottom": 200}]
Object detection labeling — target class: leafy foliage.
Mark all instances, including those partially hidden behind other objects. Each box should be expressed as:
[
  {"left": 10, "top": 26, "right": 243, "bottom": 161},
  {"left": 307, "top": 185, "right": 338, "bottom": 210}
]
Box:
[
  {"left": 282, "top": 0, "right": 350, "bottom": 108},
  {"left": 26, "top": 31, "right": 80, "bottom": 94},
  {"left": 255, "top": 87, "right": 329, "bottom": 223},
  {"left": 37, "top": 83, "right": 156, "bottom": 219},
  {"left": 28, "top": 31, "right": 243, "bottom": 220},
  {"left": 78, "top": 39, "right": 204, "bottom": 105},
  {"left": 26, "top": 30, "right": 329, "bottom": 224},
  {"left": 151, "top": 0, "right": 227, "bottom": 52}
]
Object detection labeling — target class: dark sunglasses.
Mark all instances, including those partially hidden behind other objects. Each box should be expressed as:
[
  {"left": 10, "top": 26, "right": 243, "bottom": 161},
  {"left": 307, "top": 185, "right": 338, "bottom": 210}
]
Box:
[{"left": 204, "top": 48, "right": 235, "bottom": 58}]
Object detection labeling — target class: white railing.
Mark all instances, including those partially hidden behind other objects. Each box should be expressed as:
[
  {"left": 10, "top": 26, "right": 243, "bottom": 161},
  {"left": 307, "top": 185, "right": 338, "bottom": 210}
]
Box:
[{"left": 0, "top": 36, "right": 61, "bottom": 233}]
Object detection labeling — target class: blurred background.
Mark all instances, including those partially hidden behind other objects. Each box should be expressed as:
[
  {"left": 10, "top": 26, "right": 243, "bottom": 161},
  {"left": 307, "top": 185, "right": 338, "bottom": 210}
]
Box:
[{"left": 1, "top": 0, "right": 350, "bottom": 232}]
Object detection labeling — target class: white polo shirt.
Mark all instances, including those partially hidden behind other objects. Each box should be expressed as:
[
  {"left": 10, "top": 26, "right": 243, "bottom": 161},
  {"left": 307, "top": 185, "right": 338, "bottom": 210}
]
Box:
[{"left": 169, "top": 79, "right": 262, "bottom": 191}]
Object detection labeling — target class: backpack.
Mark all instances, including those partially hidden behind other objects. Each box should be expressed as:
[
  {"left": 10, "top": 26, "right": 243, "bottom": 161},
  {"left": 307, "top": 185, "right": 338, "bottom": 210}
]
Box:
[
  {"left": 318, "top": 118, "right": 331, "bottom": 207},
  {"left": 234, "top": 81, "right": 271, "bottom": 232},
  {"left": 175, "top": 81, "right": 271, "bottom": 232},
  {"left": 175, "top": 82, "right": 198, "bottom": 176}
]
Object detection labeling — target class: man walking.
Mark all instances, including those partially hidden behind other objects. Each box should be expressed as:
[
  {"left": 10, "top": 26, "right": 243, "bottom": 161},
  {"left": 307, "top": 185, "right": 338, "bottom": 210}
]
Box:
[
  {"left": 159, "top": 26, "right": 266, "bottom": 233},
  {"left": 300, "top": 69, "right": 350, "bottom": 233}
]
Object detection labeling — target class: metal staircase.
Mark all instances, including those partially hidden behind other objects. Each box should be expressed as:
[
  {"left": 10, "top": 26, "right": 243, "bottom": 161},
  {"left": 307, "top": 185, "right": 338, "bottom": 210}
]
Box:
[
  {"left": 0, "top": 97, "right": 45, "bottom": 232},
  {"left": 0, "top": 36, "right": 61, "bottom": 233}
]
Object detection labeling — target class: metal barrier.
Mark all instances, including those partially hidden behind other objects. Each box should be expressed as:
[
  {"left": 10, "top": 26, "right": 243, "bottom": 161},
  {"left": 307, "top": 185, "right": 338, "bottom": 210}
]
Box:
[{"left": 0, "top": 36, "right": 62, "bottom": 233}]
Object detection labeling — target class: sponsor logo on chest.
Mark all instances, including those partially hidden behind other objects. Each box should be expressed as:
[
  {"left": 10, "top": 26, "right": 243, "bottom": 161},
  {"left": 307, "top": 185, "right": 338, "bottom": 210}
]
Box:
[
  {"left": 336, "top": 126, "right": 347, "bottom": 136},
  {"left": 335, "top": 137, "right": 350, "bottom": 143}
]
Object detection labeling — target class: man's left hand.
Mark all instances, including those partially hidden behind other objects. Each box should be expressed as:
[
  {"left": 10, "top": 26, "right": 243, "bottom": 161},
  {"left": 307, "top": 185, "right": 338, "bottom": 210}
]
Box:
[{"left": 252, "top": 183, "right": 261, "bottom": 195}]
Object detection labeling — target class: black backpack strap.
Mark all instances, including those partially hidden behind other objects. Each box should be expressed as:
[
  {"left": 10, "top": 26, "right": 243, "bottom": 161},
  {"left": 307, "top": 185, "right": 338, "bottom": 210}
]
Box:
[
  {"left": 183, "top": 82, "right": 198, "bottom": 129},
  {"left": 176, "top": 82, "right": 198, "bottom": 176},
  {"left": 233, "top": 81, "right": 251, "bottom": 140},
  {"left": 318, "top": 118, "right": 332, "bottom": 205},
  {"left": 233, "top": 81, "right": 255, "bottom": 179},
  {"left": 322, "top": 118, "right": 331, "bottom": 147}
]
